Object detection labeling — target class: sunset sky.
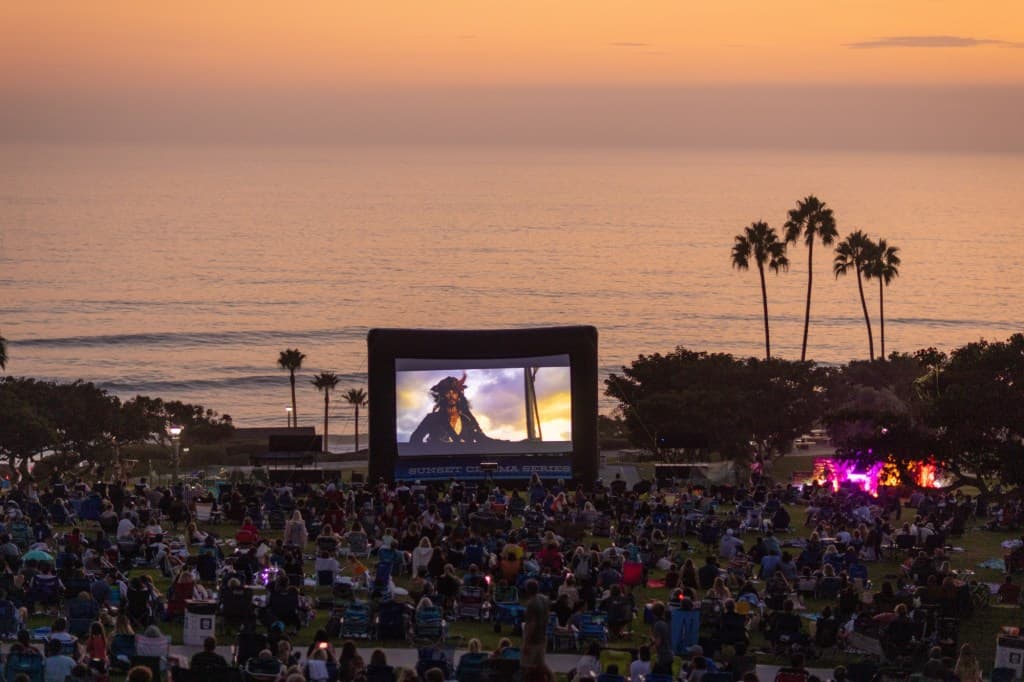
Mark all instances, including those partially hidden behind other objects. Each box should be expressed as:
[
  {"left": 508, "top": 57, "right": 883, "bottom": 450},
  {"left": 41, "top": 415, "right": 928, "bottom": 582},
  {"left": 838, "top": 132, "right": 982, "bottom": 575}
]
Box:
[
  {"left": 4, "top": 1, "right": 1023, "bottom": 87},
  {"left": 2, "top": 2, "right": 1022, "bottom": 147}
]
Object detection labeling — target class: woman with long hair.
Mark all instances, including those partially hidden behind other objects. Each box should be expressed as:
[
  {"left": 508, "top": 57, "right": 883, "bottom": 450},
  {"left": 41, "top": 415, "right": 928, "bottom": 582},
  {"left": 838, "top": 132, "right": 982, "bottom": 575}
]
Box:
[
  {"left": 283, "top": 510, "right": 308, "bottom": 548},
  {"left": 337, "top": 640, "right": 365, "bottom": 682},
  {"left": 954, "top": 643, "right": 982, "bottom": 682}
]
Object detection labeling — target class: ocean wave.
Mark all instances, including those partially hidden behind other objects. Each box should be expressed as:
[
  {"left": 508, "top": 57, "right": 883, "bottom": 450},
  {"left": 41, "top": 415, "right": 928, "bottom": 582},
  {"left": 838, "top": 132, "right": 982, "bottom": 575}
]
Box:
[
  {"left": 98, "top": 371, "right": 367, "bottom": 394},
  {"left": 13, "top": 327, "right": 368, "bottom": 348}
]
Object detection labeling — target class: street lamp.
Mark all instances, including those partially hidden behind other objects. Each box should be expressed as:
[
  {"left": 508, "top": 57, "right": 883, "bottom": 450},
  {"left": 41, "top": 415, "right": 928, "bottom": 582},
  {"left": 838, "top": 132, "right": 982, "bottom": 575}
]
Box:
[
  {"left": 286, "top": 407, "right": 293, "bottom": 428},
  {"left": 168, "top": 425, "right": 183, "bottom": 483}
]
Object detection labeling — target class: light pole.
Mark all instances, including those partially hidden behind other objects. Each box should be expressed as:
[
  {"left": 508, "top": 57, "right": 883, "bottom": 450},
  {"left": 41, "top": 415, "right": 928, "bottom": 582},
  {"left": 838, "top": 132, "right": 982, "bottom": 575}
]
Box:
[
  {"left": 169, "top": 425, "right": 183, "bottom": 483},
  {"left": 286, "top": 407, "right": 293, "bottom": 428}
]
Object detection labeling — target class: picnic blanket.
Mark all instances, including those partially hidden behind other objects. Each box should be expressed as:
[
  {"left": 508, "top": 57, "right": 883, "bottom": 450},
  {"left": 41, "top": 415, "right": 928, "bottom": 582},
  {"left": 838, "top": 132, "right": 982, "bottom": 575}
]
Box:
[{"left": 979, "top": 558, "right": 1006, "bottom": 571}]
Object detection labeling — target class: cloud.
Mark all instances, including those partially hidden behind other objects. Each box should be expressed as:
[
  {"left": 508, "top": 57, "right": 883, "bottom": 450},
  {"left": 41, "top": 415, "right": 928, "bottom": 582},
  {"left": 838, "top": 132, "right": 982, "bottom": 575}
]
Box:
[
  {"left": 610, "top": 42, "right": 651, "bottom": 48},
  {"left": 846, "top": 35, "right": 1024, "bottom": 49}
]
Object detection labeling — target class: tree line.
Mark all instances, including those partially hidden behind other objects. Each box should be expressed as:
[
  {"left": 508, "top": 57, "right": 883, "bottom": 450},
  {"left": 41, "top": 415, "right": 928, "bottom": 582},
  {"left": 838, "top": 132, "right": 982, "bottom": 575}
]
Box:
[
  {"left": 732, "top": 195, "right": 900, "bottom": 361},
  {"left": 0, "top": 377, "right": 233, "bottom": 483},
  {"left": 277, "top": 348, "right": 367, "bottom": 453},
  {"left": 604, "top": 333, "right": 1024, "bottom": 497}
]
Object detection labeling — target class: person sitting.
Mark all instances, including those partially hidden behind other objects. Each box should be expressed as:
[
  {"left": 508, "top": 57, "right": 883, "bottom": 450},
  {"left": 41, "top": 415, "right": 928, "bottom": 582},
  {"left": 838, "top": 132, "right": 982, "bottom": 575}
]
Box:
[
  {"left": 44, "top": 638, "right": 77, "bottom": 682},
  {"left": 881, "top": 604, "right": 917, "bottom": 655},
  {"left": 364, "top": 649, "right": 395, "bottom": 682},
  {"left": 602, "top": 585, "right": 634, "bottom": 638},
  {"left": 718, "top": 599, "right": 750, "bottom": 654},
  {"left": 190, "top": 636, "right": 229, "bottom": 671},
  {"left": 767, "top": 599, "right": 804, "bottom": 649},
  {"left": 998, "top": 575, "right": 1021, "bottom": 605},
  {"left": 698, "top": 556, "right": 720, "bottom": 590}
]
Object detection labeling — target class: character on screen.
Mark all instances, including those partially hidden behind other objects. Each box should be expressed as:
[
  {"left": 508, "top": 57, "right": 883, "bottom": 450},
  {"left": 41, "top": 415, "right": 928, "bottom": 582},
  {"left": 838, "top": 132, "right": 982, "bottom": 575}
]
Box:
[{"left": 409, "top": 373, "right": 494, "bottom": 446}]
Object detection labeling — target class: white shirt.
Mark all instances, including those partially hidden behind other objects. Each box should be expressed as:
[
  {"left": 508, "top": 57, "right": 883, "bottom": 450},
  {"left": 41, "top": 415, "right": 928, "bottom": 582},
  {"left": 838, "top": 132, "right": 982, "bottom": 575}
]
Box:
[
  {"left": 117, "top": 518, "right": 136, "bottom": 539},
  {"left": 630, "top": 659, "right": 651, "bottom": 682}
]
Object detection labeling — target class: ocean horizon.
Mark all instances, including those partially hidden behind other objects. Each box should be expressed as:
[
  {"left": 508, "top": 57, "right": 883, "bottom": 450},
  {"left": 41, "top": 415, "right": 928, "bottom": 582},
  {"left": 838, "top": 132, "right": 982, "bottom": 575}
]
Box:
[{"left": 3, "top": 143, "right": 1022, "bottom": 428}]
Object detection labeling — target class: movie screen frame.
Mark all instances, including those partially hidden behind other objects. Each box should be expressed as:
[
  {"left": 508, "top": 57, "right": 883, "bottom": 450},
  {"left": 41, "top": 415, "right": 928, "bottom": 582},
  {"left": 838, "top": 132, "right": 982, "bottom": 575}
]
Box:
[{"left": 367, "top": 326, "right": 598, "bottom": 483}]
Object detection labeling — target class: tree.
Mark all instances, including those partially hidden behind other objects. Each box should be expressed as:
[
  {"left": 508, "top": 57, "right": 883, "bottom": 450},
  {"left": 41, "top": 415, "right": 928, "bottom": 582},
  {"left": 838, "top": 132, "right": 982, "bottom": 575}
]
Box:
[
  {"left": 784, "top": 196, "right": 838, "bottom": 362},
  {"left": 925, "top": 334, "right": 1024, "bottom": 496},
  {"left": 834, "top": 230, "right": 876, "bottom": 360},
  {"left": 277, "top": 349, "right": 306, "bottom": 427},
  {"left": 604, "top": 349, "right": 823, "bottom": 467},
  {"left": 344, "top": 387, "right": 368, "bottom": 454},
  {"left": 731, "top": 221, "right": 789, "bottom": 359},
  {"left": 0, "top": 333, "right": 7, "bottom": 371},
  {"left": 863, "top": 238, "right": 901, "bottom": 360},
  {"left": 311, "top": 372, "right": 340, "bottom": 453}
]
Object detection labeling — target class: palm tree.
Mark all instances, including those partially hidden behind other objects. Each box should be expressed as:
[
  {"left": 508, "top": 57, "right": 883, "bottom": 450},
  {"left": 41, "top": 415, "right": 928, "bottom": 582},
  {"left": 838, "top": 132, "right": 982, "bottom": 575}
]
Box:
[
  {"left": 834, "top": 230, "right": 876, "bottom": 360},
  {"left": 277, "top": 348, "right": 306, "bottom": 427},
  {"left": 311, "top": 371, "right": 340, "bottom": 453},
  {"left": 344, "top": 387, "right": 368, "bottom": 454},
  {"left": 784, "top": 196, "right": 838, "bottom": 361},
  {"left": 0, "top": 333, "right": 7, "bottom": 371},
  {"left": 864, "top": 238, "right": 901, "bottom": 360},
  {"left": 731, "top": 221, "right": 790, "bottom": 359}
]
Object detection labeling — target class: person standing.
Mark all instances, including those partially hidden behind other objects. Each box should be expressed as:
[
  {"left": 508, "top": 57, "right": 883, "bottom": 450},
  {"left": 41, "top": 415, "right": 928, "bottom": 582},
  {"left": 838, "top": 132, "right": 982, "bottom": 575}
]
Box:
[
  {"left": 650, "top": 601, "right": 674, "bottom": 675},
  {"left": 521, "top": 579, "right": 552, "bottom": 682}
]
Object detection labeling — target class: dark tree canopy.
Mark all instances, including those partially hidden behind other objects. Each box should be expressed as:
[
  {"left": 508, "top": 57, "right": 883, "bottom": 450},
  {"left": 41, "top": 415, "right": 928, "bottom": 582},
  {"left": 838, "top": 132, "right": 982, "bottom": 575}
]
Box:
[
  {"left": 605, "top": 348, "right": 824, "bottom": 463},
  {"left": 0, "top": 377, "right": 233, "bottom": 481}
]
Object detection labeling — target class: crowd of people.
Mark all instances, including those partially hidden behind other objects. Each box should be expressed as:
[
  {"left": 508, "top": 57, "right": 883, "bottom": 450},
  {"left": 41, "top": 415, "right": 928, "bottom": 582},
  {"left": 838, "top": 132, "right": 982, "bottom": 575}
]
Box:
[{"left": 0, "top": 470, "right": 1012, "bottom": 682}]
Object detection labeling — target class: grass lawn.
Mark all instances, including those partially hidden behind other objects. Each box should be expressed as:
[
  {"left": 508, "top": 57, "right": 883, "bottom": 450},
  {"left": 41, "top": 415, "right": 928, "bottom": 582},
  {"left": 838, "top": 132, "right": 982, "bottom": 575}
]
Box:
[{"left": 31, "top": 473, "right": 1023, "bottom": 675}]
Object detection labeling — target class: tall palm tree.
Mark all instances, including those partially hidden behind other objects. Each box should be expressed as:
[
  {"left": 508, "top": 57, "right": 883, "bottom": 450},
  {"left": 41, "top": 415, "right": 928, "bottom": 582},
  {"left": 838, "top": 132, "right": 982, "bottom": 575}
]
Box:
[
  {"left": 784, "top": 195, "right": 838, "bottom": 361},
  {"left": 834, "top": 230, "right": 876, "bottom": 360},
  {"left": 344, "top": 387, "right": 368, "bottom": 454},
  {"left": 311, "top": 371, "right": 340, "bottom": 453},
  {"left": 864, "top": 238, "right": 901, "bottom": 360},
  {"left": 277, "top": 348, "right": 306, "bottom": 427},
  {"left": 0, "top": 333, "right": 7, "bottom": 371},
  {"left": 731, "top": 221, "right": 790, "bottom": 359}
]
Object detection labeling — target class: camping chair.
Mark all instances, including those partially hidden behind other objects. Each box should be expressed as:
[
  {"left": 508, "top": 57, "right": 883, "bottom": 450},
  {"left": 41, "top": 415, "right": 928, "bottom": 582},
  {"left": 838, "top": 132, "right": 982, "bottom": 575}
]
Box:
[
  {"left": 5, "top": 651, "right": 45, "bottom": 682},
  {"left": 411, "top": 605, "right": 447, "bottom": 644},
  {"left": 369, "top": 560, "right": 393, "bottom": 601},
  {"left": 456, "top": 651, "right": 490, "bottom": 682},
  {"left": 219, "top": 586, "right": 256, "bottom": 632},
  {"left": 347, "top": 532, "right": 371, "bottom": 559},
  {"left": 109, "top": 632, "right": 137, "bottom": 670},
  {"left": 377, "top": 546, "right": 405, "bottom": 575},
  {"left": 243, "top": 658, "right": 283, "bottom": 682},
  {"left": 66, "top": 595, "right": 100, "bottom": 637},
  {"left": 457, "top": 586, "right": 489, "bottom": 621},
  {"left": 340, "top": 600, "right": 374, "bottom": 640},
  {"left": 577, "top": 611, "right": 609, "bottom": 647},
  {"left": 0, "top": 599, "right": 20, "bottom": 638},
  {"left": 547, "top": 612, "right": 576, "bottom": 652},
  {"left": 492, "top": 585, "right": 524, "bottom": 633},
  {"left": 28, "top": 574, "right": 63, "bottom": 614},
  {"left": 233, "top": 628, "right": 268, "bottom": 667},
  {"left": 621, "top": 561, "right": 644, "bottom": 587}
]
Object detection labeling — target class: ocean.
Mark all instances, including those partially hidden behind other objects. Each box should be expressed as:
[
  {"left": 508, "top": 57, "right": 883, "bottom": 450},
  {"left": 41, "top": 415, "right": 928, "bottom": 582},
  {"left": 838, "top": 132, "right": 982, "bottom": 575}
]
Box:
[{"left": 2, "top": 144, "right": 1022, "bottom": 430}]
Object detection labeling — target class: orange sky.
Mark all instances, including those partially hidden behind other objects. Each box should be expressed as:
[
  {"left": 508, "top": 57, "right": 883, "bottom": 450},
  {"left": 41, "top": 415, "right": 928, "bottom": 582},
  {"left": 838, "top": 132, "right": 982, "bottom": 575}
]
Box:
[{"left": 3, "top": 1, "right": 1023, "bottom": 89}]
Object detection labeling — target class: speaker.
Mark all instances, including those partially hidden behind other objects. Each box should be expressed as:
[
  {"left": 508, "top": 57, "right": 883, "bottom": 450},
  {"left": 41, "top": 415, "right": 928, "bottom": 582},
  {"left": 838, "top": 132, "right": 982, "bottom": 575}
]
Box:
[
  {"left": 656, "top": 432, "right": 709, "bottom": 449},
  {"left": 268, "top": 434, "right": 323, "bottom": 452}
]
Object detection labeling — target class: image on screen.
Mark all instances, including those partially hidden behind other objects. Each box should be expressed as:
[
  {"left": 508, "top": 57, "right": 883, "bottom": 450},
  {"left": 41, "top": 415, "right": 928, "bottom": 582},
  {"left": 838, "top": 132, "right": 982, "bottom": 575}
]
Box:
[{"left": 396, "top": 355, "right": 572, "bottom": 456}]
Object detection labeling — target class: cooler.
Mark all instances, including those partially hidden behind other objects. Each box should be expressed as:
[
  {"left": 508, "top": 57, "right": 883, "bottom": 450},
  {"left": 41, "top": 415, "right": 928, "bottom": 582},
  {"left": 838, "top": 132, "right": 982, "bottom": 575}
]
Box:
[
  {"left": 183, "top": 601, "right": 217, "bottom": 646},
  {"left": 996, "top": 635, "right": 1024, "bottom": 680}
]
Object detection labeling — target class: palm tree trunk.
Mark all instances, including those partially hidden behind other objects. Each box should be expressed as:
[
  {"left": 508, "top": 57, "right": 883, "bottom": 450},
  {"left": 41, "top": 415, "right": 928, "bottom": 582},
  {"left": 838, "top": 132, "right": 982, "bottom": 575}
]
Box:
[
  {"left": 323, "top": 393, "right": 329, "bottom": 453},
  {"left": 878, "top": 281, "right": 886, "bottom": 360},
  {"left": 758, "top": 263, "right": 771, "bottom": 359},
  {"left": 856, "top": 270, "right": 874, "bottom": 360},
  {"left": 354, "top": 405, "right": 360, "bottom": 454},
  {"left": 801, "top": 240, "right": 813, "bottom": 361},
  {"left": 289, "top": 372, "right": 297, "bottom": 427}
]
